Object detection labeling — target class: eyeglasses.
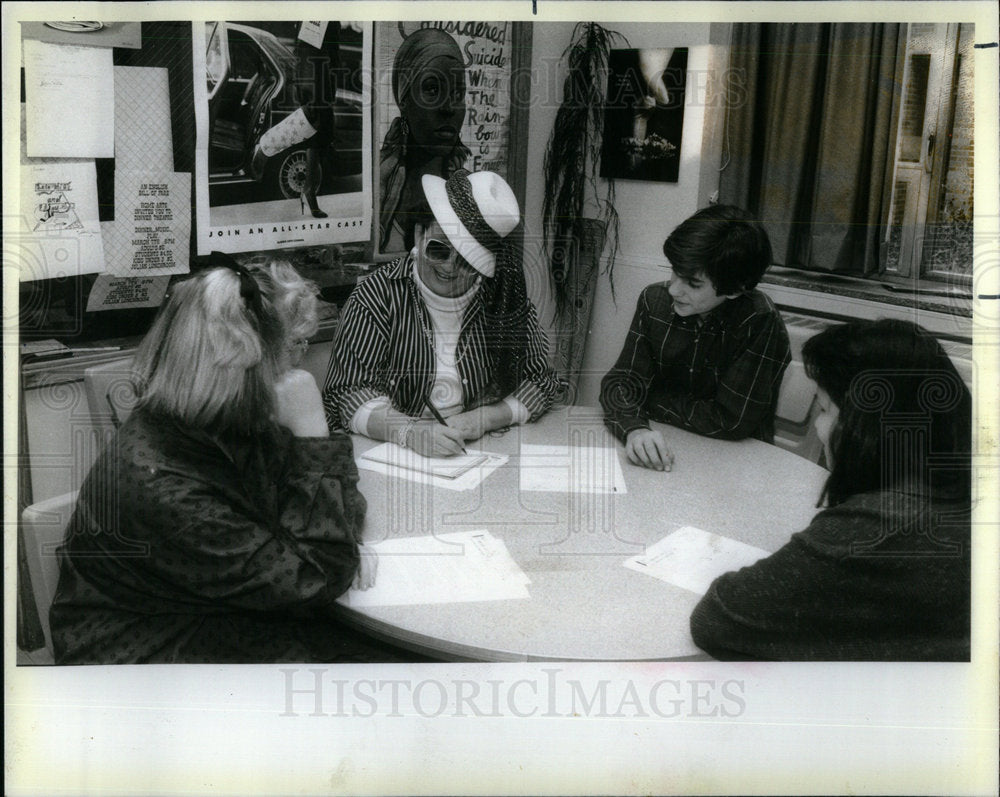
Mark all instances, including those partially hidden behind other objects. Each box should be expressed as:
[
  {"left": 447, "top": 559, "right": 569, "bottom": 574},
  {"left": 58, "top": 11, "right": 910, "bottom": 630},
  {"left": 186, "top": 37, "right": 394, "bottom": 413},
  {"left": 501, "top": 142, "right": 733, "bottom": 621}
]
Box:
[{"left": 422, "top": 238, "right": 455, "bottom": 263}]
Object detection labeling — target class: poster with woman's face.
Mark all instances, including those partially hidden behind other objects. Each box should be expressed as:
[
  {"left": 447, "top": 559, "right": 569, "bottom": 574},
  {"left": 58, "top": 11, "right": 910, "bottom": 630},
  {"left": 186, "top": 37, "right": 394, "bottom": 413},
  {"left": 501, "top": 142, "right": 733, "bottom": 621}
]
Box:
[
  {"left": 374, "top": 21, "right": 513, "bottom": 258},
  {"left": 193, "top": 21, "right": 373, "bottom": 254}
]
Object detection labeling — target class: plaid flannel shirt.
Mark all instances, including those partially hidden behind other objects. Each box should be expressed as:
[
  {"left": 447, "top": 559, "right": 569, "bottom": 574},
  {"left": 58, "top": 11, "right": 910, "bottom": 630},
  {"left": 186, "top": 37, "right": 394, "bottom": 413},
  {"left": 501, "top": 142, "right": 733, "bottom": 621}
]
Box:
[{"left": 600, "top": 282, "right": 791, "bottom": 443}]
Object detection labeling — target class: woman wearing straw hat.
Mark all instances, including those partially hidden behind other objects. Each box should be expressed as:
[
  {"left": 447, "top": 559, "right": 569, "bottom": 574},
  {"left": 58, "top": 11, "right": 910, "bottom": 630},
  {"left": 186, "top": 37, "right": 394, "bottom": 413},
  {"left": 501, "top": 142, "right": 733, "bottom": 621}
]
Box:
[{"left": 325, "top": 169, "right": 561, "bottom": 457}]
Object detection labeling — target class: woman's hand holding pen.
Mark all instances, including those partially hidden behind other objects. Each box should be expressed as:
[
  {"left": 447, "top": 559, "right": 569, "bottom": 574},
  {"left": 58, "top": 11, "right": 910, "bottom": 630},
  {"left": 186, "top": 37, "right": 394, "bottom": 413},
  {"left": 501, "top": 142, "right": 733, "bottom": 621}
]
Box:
[
  {"left": 439, "top": 410, "right": 486, "bottom": 444},
  {"left": 419, "top": 399, "right": 471, "bottom": 457},
  {"left": 406, "top": 419, "right": 468, "bottom": 458},
  {"left": 445, "top": 404, "right": 513, "bottom": 443}
]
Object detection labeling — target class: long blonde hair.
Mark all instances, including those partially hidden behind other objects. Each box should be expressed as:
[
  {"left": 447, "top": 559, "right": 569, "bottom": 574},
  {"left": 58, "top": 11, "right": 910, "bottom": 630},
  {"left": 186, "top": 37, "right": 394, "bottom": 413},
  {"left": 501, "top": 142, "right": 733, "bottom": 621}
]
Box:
[{"left": 132, "top": 261, "right": 317, "bottom": 435}]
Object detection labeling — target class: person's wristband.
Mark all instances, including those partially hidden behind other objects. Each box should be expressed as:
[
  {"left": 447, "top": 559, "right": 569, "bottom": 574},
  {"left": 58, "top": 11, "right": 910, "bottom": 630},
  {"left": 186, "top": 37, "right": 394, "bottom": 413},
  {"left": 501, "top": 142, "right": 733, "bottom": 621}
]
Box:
[
  {"left": 625, "top": 423, "right": 652, "bottom": 442},
  {"left": 396, "top": 419, "right": 416, "bottom": 449}
]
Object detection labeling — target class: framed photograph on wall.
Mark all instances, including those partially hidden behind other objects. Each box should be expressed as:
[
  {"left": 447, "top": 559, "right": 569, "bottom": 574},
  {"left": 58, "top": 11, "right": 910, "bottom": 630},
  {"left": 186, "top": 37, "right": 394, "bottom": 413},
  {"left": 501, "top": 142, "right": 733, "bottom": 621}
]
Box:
[
  {"left": 193, "top": 21, "right": 373, "bottom": 254},
  {"left": 372, "top": 21, "right": 531, "bottom": 260},
  {"left": 600, "top": 47, "right": 688, "bottom": 183}
]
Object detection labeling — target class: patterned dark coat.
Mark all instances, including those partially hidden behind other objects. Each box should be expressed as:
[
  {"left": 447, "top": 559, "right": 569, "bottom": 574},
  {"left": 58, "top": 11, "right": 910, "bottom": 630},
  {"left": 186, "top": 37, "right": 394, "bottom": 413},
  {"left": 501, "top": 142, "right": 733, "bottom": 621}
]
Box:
[{"left": 50, "top": 408, "right": 379, "bottom": 664}]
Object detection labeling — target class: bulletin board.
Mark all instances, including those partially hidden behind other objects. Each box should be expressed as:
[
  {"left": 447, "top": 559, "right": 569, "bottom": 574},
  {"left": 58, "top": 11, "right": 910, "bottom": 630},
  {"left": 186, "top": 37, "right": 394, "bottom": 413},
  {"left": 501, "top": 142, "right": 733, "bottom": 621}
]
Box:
[
  {"left": 17, "top": 20, "right": 197, "bottom": 342},
  {"left": 16, "top": 19, "right": 531, "bottom": 342},
  {"left": 16, "top": 20, "right": 374, "bottom": 344}
]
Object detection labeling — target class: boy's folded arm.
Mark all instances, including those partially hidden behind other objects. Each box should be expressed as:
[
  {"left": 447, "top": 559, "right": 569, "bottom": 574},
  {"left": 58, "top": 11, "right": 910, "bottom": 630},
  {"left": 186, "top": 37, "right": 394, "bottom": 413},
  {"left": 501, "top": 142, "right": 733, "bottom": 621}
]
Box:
[{"left": 648, "top": 388, "right": 767, "bottom": 439}]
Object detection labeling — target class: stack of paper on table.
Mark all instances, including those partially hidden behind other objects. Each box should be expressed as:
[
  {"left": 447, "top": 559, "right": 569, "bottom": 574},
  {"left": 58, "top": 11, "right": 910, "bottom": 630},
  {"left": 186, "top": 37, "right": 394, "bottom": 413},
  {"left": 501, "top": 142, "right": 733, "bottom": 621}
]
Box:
[
  {"left": 356, "top": 442, "right": 507, "bottom": 491},
  {"left": 623, "top": 526, "right": 772, "bottom": 595},
  {"left": 519, "top": 443, "right": 627, "bottom": 494},
  {"left": 340, "top": 530, "right": 530, "bottom": 607}
]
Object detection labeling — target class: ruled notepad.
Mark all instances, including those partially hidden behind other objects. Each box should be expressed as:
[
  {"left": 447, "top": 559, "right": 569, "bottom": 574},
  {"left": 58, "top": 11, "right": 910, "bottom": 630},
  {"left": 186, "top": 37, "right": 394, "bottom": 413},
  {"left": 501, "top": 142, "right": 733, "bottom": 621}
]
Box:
[{"left": 359, "top": 442, "right": 490, "bottom": 480}]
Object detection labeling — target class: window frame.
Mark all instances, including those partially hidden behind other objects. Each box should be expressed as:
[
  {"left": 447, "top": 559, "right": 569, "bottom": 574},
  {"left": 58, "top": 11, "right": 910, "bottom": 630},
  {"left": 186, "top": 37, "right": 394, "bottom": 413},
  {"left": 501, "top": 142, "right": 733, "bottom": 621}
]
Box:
[{"left": 697, "top": 22, "right": 973, "bottom": 334}]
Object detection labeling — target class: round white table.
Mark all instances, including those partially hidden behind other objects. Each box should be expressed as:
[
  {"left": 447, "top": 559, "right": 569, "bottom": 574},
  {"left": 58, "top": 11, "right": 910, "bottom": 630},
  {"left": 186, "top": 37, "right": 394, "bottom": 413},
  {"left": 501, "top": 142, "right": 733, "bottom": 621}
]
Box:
[{"left": 335, "top": 406, "right": 828, "bottom": 661}]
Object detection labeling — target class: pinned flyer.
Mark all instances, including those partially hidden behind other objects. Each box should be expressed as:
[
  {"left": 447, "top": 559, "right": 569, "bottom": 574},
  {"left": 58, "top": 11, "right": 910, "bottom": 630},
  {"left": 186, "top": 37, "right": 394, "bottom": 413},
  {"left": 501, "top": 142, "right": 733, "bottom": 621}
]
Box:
[
  {"left": 298, "top": 21, "right": 329, "bottom": 49},
  {"left": 87, "top": 275, "right": 170, "bottom": 312},
  {"left": 18, "top": 159, "right": 105, "bottom": 281},
  {"left": 104, "top": 172, "right": 191, "bottom": 277},
  {"left": 24, "top": 39, "right": 114, "bottom": 158}
]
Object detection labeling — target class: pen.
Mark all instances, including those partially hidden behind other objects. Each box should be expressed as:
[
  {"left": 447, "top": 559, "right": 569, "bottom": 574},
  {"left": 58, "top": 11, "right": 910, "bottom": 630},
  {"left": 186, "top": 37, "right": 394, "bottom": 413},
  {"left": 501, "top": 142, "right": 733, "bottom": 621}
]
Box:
[{"left": 424, "top": 399, "right": 467, "bottom": 455}]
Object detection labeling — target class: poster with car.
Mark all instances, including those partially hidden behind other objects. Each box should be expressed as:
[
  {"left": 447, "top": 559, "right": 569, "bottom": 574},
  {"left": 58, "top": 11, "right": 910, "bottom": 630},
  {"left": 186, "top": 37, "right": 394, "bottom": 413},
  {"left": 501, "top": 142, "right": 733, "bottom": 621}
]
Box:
[{"left": 193, "top": 21, "right": 372, "bottom": 254}]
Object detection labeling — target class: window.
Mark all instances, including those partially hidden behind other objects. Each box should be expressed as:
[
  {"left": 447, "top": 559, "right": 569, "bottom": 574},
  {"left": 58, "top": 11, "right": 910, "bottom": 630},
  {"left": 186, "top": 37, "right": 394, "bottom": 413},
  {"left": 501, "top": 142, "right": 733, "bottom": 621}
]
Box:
[
  {"left": 884, "top": 23, "right": 973, "bottom": 284},
  {"left": 714, "top": 22, "right": 974, "bottom": 307},
  {"left": 205, "top": 22, "right": 228, "bottom": 99}
]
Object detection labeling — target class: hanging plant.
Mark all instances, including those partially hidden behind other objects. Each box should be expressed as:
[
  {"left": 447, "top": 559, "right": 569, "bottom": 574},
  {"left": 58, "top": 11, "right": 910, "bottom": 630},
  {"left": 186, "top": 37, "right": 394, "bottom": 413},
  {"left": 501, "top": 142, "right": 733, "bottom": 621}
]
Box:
[{"left": 542, "top": 22, "right": 627, "bottom": 316}]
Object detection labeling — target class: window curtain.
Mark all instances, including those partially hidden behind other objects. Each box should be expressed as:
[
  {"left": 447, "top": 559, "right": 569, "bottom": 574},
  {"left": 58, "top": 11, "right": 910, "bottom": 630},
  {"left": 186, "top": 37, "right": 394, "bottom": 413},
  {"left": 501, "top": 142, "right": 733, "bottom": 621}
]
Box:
[{"left": 719, "top": 23, "right": 903, "bottom": 275}]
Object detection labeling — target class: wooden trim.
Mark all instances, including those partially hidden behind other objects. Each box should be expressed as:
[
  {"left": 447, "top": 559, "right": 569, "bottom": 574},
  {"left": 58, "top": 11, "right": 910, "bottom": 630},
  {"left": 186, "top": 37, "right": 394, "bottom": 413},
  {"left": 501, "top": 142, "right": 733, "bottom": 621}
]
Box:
[
  {"left": 697, "top": 22, "right": 732, "bottom": 208},
  {"left": 507, "top": 22, "right": 533, "bottom": 217}
]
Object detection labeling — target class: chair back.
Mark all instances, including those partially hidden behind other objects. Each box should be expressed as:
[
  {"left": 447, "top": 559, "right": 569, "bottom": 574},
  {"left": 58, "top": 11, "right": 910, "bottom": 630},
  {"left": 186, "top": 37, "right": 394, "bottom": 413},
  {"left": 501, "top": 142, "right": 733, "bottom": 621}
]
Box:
[
  {"left": 83, "top": 358, "right": 137, "bottom": 431},
  {"left": 21, "top": 491, "right": 78, "bottom": 658},
  {"left": 774, "top": 360, "right": 823, "bottom": 462}
]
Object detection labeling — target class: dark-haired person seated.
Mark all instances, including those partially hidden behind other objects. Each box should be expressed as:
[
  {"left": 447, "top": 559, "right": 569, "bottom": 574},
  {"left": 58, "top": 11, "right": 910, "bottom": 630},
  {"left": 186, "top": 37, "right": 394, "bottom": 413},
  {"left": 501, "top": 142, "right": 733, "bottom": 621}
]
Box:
[
  {"left": 325, "top": 169, "right": 560, "bottom": 457},
  {"left": 690, "top": 319, "right": 972, "bottom": 661},
  {"left": 600, "top": 205, "right": 791, "bottom": 471},
  {"left": 49, "top": 256, "right": 419, "bottom": 664}
]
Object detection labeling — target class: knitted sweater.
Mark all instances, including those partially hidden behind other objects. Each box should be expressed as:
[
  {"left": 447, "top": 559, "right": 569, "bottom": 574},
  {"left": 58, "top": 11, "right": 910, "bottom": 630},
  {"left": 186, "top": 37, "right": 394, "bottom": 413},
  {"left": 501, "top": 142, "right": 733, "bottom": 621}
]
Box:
[{"left": 689, "top": 488, "right": 971, "bottom": 661}]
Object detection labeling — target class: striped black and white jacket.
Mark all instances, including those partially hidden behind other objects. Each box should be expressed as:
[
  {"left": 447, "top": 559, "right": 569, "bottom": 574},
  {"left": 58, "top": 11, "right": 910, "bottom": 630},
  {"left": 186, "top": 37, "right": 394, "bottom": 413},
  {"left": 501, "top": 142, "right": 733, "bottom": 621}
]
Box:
[{"left": 323, "top": 256, "right": 560, "bottom": 430}]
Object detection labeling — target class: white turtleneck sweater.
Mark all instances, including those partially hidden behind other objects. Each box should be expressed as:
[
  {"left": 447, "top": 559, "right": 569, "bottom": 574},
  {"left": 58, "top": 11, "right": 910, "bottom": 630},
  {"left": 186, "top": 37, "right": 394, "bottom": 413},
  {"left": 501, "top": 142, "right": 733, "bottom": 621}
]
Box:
[{"left": 348, "top": 261, "right": 528, "bottom": 436}]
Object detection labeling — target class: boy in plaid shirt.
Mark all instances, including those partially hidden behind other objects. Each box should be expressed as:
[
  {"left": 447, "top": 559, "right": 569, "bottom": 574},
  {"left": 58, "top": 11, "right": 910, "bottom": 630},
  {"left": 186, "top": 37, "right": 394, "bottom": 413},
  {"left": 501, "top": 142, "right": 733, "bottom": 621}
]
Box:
[{"left": 600, "top": 205, "right": 790, "bottom": 471}]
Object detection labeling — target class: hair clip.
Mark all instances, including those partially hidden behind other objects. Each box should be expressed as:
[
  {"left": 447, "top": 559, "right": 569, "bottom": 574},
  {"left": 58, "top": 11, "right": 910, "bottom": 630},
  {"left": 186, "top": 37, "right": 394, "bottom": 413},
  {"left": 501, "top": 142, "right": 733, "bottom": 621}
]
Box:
[{"left": 202, "top": 251, "right": 264, "bottom": 318}]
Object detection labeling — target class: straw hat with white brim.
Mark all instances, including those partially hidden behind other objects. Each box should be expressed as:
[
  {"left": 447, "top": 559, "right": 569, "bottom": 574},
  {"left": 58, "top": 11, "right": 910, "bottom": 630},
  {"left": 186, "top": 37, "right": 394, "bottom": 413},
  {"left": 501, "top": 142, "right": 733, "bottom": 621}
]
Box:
[{"left": 421, "top": 170, "right": 520, "bottom": 279}]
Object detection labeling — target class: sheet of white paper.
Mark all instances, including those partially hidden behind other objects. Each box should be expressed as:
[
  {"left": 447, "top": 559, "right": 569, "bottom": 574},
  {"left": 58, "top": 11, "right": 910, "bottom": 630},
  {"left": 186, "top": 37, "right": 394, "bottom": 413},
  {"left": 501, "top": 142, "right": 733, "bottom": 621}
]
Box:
[
  {"left": 340, "top": 530, "right": 530, "bottom": 607},
  {"left": 356, "top": 446, "right": 508, "bottom": 492},
  {"left": 18, "top": 159, "right": 105, "bottom": 280},
  {"left": 19, "top": 339, "right": 69, "bottom": 356},
  {"left": 104, "top": 172, "right": 191, "bottom": 277},
  {"left": 24, "top": 39, "right": 114, "bottom": 158},
  {"left": 114, "top": 67, "right": 173, "bottom": 171},
  {"left": 298, "top": 21, "right": 329, "bottom": 49},
  {"left": 86, "top": 275, "right": 170, "bottom": 312},
  {"left": 623, "top": 525, "right": 772, "bottom": 595},
  {"left": 440, "top": 531, "right": 530, "bottom": 587},
  {"left": 519, "top": 443, "right": 627, "bottom": 494}
]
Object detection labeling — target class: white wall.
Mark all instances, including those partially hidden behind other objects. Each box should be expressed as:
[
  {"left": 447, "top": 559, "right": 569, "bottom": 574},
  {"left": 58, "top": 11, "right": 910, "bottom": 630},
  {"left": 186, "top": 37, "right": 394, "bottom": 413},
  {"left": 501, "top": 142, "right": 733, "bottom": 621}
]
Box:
[{"left": 520, "top": 22, "right": 714, "bottom": 406}]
